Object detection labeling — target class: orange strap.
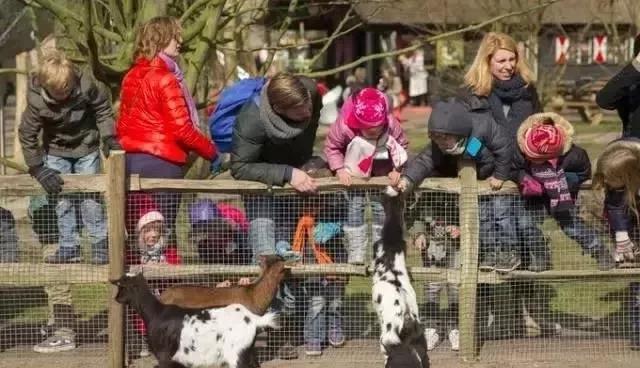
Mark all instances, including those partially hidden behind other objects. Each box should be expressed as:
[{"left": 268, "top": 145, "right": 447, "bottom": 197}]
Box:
[{"left": 292, "top": 215, "right": 333, "bottom": 264}]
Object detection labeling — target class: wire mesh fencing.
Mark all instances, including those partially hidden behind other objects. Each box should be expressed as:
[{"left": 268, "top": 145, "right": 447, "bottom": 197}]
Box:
[
  {"left": 1, "top": 159, "right": 640, "bottom": 368},
  {"left": 0, "top": 191, "right": 110, "bottom": 360}
]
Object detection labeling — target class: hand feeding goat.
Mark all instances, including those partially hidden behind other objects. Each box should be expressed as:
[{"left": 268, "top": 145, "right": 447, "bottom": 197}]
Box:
[
  {"left": 111, "top": 273, "right": 278, "bottom": 368},
  {"left": 158, "top": 255, "right": 287, "bottom": 315},
  {"left": 372, "top": 196, "right": 429, "bottom": 368}
]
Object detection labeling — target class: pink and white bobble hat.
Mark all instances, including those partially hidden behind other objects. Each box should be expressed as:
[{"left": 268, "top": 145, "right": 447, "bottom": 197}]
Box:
[{"left": 346, "top": 88, "right": 389, "bottom": 130}]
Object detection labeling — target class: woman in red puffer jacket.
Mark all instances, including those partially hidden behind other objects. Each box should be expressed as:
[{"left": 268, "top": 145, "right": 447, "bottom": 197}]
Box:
[{"left": 117, "top": 16, "right": 216, "bottom": 241}]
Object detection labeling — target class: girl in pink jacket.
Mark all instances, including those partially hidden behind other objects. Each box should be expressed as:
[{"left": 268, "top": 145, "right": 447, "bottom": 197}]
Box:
[{"left": 324, "top": 88, "right": 409, "bottom": 264}]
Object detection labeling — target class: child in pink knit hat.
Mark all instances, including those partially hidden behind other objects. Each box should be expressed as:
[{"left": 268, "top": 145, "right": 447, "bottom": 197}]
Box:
[
  {"left": 324, "top": 87, "right": 409, "bottom": 264},
  {"left": 513, "top": 112, "right": 614, "bottom": 270}
]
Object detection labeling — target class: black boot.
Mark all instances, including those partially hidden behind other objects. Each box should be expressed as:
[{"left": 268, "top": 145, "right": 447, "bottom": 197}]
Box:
[
  {"left": 588, "top": 245, "right": 615, "bottom": 271},
  {"left": 479, "top": 247, "right": 498, "bottom": 271},
  {"left": 495, "top": 248, "right": 522, "bottom": 273},
  {"left": 528, "top": 239, "right": 551, "bottom": 272}
]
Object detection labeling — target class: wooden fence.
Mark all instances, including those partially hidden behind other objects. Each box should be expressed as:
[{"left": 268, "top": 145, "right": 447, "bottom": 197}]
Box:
[{"left": 1, "top": 151, "right": 639, "bottom": 366}]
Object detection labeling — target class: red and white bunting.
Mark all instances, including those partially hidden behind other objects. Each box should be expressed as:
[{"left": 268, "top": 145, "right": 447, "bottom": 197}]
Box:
[
  {"left": 593, "top": 35, "right": 607, "bottom": 64},
  {"left": 555, "top": 36, "right": 569, "bottom": 64}
]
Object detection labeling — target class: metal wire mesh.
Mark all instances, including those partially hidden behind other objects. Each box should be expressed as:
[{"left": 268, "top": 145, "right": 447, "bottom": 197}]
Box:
[
  {"left": 475, "top": 190, "right": 640, "bottom": 363},
  {"left": 0, "top": 192, "right": 109, "bottom": 361},
  {"left": 1, "top": 184, "right": 639, "bottom": 367}
]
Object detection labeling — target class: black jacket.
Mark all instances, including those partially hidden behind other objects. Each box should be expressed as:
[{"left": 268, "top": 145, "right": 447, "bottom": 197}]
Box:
[
  {"left": 230, "top": 77, "right": 321, "bottom": 186},
  {"left": 596, "top": 58, "right": 640, "bottom": 138},
  {"left": 18, "top": 68, "right": 115, "bottom": 168},
  {"left": 403, "top": 97, "right": 512, "bottom": 184}
]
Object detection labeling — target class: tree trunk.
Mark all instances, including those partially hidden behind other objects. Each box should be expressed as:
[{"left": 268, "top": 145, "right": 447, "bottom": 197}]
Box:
[{"left": 13, "top": 52, "right": 28, "bottom": 167}]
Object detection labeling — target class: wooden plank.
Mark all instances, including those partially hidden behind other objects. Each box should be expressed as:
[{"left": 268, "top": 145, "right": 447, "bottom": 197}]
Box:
[
  {"left": 0, "top": 173, "right": 592, "bottom": 196},
  {"left": 106, "top": 152, "right": 126, "bottom": 368},
  {"left": 0, "top": 173, "right": 141, "bottom": 194},
  {"left": 0, "top": 262, "right": 638, "bottom": 286},
  {"left": 457, "top": 160, "right": 480, "bottom": 361},
  {"left": 0, "top": 263, "right": 108, "bottom": 285},
  {"left": 129, "top": 263, "right": 369, "bottom": 280},
  {"left": 136, "top": 176, "right": 464, "bottom": 193}
]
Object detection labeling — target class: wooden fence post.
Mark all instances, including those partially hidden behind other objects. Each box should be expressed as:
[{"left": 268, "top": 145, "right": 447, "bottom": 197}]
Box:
[
  {"left": 107, "top": 151, "right": 126, "bottom": 368},
  {"left": 458, "top": 159, "right": 479, "bottom": 361}
]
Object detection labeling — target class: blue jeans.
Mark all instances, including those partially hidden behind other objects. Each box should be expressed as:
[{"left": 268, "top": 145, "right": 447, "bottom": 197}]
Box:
[
  {"left": 512, "top": 196, "right": 547, "bottom": 254},
  {"left": 478, "top": 195, "right": 517, "bottom": 253},
  {"left": 520, "top": 198, "right": 602, "bottom": 252},
  {"left": 345, "top": 192, "right": 384, "bottom": 227},
  {"left": 245, "top": 195, "right": 301, "bottom": 316},
  {"left": 244, "top": 195, "right": 301, "bottom": 259},
  {"left": 303, "top": 278, "right": 345, "bottom": 344},
  {"left": 45, "top": 151, "right": 107, "bottom": 258},
  {"left": 605, "top": 190, "right": 632, "bottom": 233}
]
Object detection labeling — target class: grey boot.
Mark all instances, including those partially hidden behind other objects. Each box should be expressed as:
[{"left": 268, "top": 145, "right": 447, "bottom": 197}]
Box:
[{"left": 343, "top": 225, "right": 367, "bottom": 264}]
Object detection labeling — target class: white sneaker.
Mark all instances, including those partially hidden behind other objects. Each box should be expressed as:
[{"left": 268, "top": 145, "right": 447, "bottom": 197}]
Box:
[
  {"left": 424, "top": 328, "right": 440, "bottom": 351},
  {"left": 448, "top": 329, "right": 460, "bottom": 351}
]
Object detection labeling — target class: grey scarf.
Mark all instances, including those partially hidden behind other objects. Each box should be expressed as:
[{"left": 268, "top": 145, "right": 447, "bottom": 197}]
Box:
[{"left": 260, "top": 87, "right": 310, "bottom": 140}]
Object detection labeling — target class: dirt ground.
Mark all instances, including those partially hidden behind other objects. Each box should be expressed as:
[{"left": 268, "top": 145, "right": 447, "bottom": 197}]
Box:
[{"left": 0, "top": 337, "right": 639, "bottom": 368}]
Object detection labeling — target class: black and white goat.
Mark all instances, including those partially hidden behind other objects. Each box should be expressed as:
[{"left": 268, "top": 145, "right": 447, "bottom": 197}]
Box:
[
  {"left": 111, "top": 273, "right": 278, "bottom": 368},
  {"left": 372, "top": 197, "right": 429, "bottom": 368}
]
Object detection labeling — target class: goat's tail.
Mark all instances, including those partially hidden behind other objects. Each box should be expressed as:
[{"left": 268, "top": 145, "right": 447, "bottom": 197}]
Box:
[{"left": 255, "top": 312, "right": 280, "bottom": 330}]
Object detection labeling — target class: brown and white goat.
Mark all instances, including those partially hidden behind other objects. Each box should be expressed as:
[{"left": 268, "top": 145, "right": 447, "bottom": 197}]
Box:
[{"left": 158, "top": 255, "right": 288, "bottom": 315}]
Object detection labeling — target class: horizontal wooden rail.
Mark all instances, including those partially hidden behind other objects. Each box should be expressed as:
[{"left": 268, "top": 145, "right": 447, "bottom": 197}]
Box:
[
  {"left": 0, "top": 173, "right": 595, "bottom": 195},
  {"left": 1, "top": 262, "right": 638, "bottom": 286},
  {"left": 0, "top": 174, "right": 142, "bottom": 195}
]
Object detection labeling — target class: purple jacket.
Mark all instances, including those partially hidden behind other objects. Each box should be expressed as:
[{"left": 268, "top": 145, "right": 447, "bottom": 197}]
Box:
[{"left": 324, "top": 98, "right": 408, "bottom": 172}]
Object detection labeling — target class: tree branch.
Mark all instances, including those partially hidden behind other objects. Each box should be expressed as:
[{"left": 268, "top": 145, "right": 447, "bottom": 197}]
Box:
[
  {"left": 307, "top": 6, "right": 356, "bottom": 69},
  {"left": 305, "top": 0, "right": 560, "bottom": 78},
  {"left": 185, "top": 0, "right": 227, "bottom": 92},
  {"left": 181, "top": 0, "right": 210, "bottom": 23},
  {"left": 0, "top": 68, "right": 28, "bottom": 75},
  {"left": 260, "top": 0, "right": 299, "bottom": 75}
]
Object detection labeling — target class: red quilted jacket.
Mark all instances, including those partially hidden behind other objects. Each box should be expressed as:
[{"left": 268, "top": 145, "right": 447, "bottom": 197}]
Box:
[{"left": 116, "top": 56, "right": 216, "bottom": 164}]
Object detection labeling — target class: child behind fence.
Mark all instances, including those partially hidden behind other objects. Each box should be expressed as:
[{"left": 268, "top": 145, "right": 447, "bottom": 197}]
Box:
[
  {"left": 324, "top": 87, "right": 408, "bottom": 264},
  {"left": 593, "top": 138, "right": 640, "bottom": 350},
  {"left": 188, "top": 198, "right": 251, "bottom": 265},
  {"left": 292, "top": 192, "right": 347, "bottom": 357},
  {"left": 406, "top": 191, "right": 460, "bottom": 351},
  {"left": 126, "top": 192, "right": 182, "bottom": 357},
  {"left": 512, "top": 113, "right": 614, "bottom": 270}
]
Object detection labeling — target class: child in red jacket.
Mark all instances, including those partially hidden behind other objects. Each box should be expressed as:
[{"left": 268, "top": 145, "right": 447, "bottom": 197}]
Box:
[{"left": 126, "top": 192, "right": 182, "bottom": 357}]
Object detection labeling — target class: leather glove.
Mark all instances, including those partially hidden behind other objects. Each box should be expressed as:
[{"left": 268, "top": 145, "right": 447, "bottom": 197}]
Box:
[
  {"left": 102, "top": 136, "right": 122, "bottom": 158},
  {"left": 29, "top": 165, "right": 64, "bottom": 194}
]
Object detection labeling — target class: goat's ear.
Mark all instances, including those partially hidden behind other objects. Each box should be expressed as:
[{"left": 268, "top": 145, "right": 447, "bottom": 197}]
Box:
[{"left": 109, "top": 278, "right": 120, "bottom": 286}]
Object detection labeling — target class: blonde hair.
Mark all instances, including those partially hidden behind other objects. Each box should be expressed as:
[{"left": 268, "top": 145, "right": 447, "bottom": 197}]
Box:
[
  {"left": 593, "top": 144, "right": 640, "bottom": 221},
  {"left": 37, "top": 50, "right": 75, "bottom": 95},
  {"left": 134, "top": 16, "right": 182, "bottom": 60},
  {"left": 267, "top": 73, "right": 311, "bottom": 113},
  {"left": 464, "top": 32, "right": 535, "bottom": 96}
]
